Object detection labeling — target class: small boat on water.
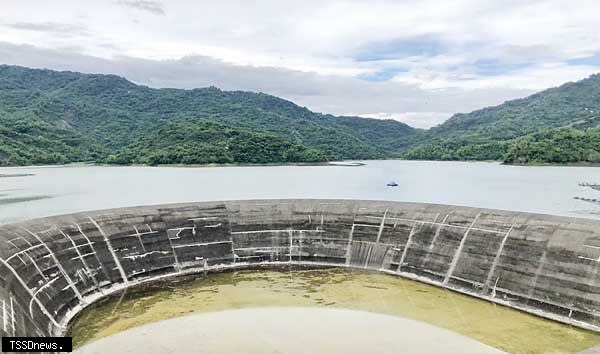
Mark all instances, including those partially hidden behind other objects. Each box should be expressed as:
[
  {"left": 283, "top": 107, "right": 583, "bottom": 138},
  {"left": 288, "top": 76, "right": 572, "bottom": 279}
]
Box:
[{"left": 386, "top": 181, "right": 398, "bottom": 187}]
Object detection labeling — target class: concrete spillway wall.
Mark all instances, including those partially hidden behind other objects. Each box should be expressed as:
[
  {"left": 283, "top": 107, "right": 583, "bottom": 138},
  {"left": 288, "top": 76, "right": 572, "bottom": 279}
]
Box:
[{"left": 0, "top": 199, "right": 599, "bottom": 348}]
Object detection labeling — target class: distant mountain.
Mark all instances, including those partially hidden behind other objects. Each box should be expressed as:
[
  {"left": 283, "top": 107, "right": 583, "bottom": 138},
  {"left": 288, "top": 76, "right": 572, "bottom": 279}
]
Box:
[
  {"left": 2, "top": 64, "right": 600, "bottom": 166},
  {"left": 404, "top": 73, "right": 600, "bottom": 162},
  {"left": 0, "top": 65, "right": 416, "bottom": 166}
]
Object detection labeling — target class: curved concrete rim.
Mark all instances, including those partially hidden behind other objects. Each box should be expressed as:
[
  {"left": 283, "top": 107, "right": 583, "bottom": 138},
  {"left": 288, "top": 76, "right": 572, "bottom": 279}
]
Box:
[
  {"left": 14, "top": 198, "right": 600, "bottom": 226},
  {"left": 1, "top": 199, "right": 599, "bottom": 354}
]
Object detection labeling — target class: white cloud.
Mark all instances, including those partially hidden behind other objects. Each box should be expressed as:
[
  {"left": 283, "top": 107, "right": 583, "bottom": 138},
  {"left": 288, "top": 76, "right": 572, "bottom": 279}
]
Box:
[
  {"left": 391, "top": 62, "right": 600, "bottom": 91},
  {"left": 353, "top": 112, "right": 453, "bottom": 129},
  {"left": 0, "top": 42, "right": 533, "bottom": 128},
  {"left": 0, "top": 0, "right": 599, "bottom": 127},
  {"left": 116, "top": 0, "right": 165, "bottom": 15}
]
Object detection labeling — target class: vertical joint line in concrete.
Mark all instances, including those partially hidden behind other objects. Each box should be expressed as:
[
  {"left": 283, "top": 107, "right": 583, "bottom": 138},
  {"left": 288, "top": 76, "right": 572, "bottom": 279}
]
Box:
[
  {"left": 398, "top": 221, "right": 419, "bottom": 273},
  {"left": 229, "top": 230, "right": 237, "bottom": 263},
  {"left": 9, "top": 297, "right": 15, "bottom": 336},
  {"left": 133, "top": 226, "right": 147, "bottom": 253},
  {"left": 2, "top": 299, "right": 6, "bottom": 332},
  {"left": 88, "top": 217, "right": 129, "bottom": 285},
  {"left": 23, "top": 253, "right": 48, "bottom": 282},
  {"left": 379, "top": 246, "right": 391, "bottom": 271},
  {"left": 491, "top": 277, "right": 500, "bottom": 299},
  {"left": 429, "top": 214, "right": 449, "bottom": 250},
  {"left": 345, "top": 224, "right": 355, "bottom": 266},
  {"left": 319, "top": 214, "right": 324, "bottom": 232},
  {"left": 375, "top": 209, "right": 388, "bottom": 244},
  {"left": 485, "top": 223, "right": 515, "bottom": 288},
  {"left": 364, "top": 243, "right": 373, "bottom": 269},
  {"left": 167, "top": 230, "right": 181, "bottom": 271},
  {"left": 76, "top": 223, "right": 109, "bottom": 282},
  {"left": 298, "top": 230, "right": 304, "bottom": 263},
  {"left": 288, "top": 229, "right": 293, "bottom": 263},
  {"left": 444, "top": 213, "right": 481, "bottom": 285},
  {"left": 229, "top": 231, "right": 236, "bottom": 264},
  {"left": 0, "top": 258, "right": 61, "bottom": 328},
  {"left": 28, "top": 277, "right": 58, "bottom": 317},
  {"left": 57, "top": 227, "right": 100, "bottom": 290},
  {"left": 23, "top": 228, "right": 84, "bottom": 302},
  {"left": 226, "top": 209, "right": 236, "bottom": 264},
  {"left": 528, "top": 250, "right": 547, "bottom": 300},
  {"left": 6, "top": 240, "right": 27, "bottom": 268}
]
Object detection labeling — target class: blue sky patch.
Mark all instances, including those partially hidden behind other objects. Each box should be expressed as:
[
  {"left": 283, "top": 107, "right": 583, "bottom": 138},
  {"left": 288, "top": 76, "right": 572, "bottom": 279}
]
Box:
[
  {"left": 567, "top": 54, "right": 600, "bottom": 66},
  {"left": 473, "top": 59, "right": 531, "bottom": 76},
  {"left": 358, "top": 67, "right": 408, "bottom": 82},
  {"left": 354, "top": 35, "right": 446, "bottom": 62}
]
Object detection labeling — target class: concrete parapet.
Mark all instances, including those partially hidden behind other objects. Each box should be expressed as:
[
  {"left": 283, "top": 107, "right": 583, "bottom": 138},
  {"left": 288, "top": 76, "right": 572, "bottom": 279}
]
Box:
[{"left": 0, "top": 200, "right": 599, "bottom": 352}]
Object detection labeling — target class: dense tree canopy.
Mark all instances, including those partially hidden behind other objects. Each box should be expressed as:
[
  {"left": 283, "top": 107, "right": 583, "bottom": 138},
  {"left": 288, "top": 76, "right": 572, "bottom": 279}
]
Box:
[
  {"left": 404, "top": 73, "right": 600, "bottom": 163},
  {"left": 0, "top": 65, "right": 415, "bottom": 166},
  {"left": 503, "top": 127, "right": 600, "bottom": 164},
  {"left": 103, "top": 121, "right": 327, "bottom": 165},
  {"left": 1, "top": 64, "right": 600, "bottom": 166}
]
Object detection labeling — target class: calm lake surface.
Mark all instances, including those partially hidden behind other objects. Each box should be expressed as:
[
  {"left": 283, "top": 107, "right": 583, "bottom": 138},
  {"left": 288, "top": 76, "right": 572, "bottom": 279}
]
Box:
[{"left": 1, "top": 160, "right": 600, "bottom": 224}]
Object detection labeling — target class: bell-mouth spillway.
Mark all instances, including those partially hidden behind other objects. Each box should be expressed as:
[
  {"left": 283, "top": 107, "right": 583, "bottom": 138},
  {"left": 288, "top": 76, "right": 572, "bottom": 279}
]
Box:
[
  {"left": 1, "top": 199, "right": 600, "bottom": 353},
  {"left": 67, "top": 267, "right": 600, "bottom": 354}
]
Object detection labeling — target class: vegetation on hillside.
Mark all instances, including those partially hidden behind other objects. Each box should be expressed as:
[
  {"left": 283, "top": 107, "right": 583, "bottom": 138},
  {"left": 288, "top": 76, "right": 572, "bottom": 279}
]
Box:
[
  {"left": 102, "top": 121, "right": 327, "bottom": 165},
  {"left": 404, "top": 73, "right": 600, "bottom": 163},
  {"left": 403, "top": 127, "right": 600, "bottom": 164},
  {"left": 2, "top": 64, "right": 600, "bottom": 166},
  {"left": 503, "top": 127, "right": 600, "bottom": 164},
  {"left": 423, "top": 73, "right": 600, "bottom": 141},
  {"left": 402, "top": 140, "right": 508, "bottom": 161},
  {"left": 0, "top": 65, "right": 415, "bottom": 166}
]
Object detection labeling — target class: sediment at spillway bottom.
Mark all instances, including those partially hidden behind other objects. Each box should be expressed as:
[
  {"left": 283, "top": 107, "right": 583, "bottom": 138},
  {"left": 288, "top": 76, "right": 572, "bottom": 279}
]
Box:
[{"left": 68, "top": 268, "right": 600, "bottom": 354}]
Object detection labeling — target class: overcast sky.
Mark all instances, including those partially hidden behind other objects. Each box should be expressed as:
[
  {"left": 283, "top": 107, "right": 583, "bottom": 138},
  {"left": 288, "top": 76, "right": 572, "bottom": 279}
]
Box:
[{"left": 1, "top": 0, "right": 599, "bottom": 128}]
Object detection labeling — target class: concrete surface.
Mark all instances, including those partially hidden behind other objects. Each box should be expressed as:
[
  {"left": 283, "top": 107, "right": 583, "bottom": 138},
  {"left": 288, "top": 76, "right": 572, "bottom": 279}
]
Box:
[
  {"left": 0, "top": 200, "right": 599, "bottom": 353},
  {"left": 73, "top": 307, "right": 506, "bottom": 354}
]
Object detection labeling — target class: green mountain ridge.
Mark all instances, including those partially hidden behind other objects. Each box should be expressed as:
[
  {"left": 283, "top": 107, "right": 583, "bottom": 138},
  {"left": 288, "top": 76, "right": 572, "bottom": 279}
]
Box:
[
  {"left": 1, "top": 64, "right": 600, "bottom": 166},
  {"left": 404, "top": 73, "right": 600, "bottom": 162},
  {"left": 429, "top": 73, "right": 600, "bottom": 138},
  {"left": 0, "top": 65, "right": 416, "bottom": 165}
]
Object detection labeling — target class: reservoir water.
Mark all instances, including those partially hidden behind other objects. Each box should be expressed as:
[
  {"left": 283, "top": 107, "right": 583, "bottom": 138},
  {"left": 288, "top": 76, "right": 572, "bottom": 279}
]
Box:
[
  {"left": 1, "top": 160, "right": 600, "bottom": 224},
  {"left": 4, "top": 161, "right": 600, "bottom": 353}
]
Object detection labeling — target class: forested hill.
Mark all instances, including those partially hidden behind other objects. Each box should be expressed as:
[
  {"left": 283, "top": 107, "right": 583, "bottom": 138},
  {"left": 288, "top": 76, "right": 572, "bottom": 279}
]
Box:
[
  {"left": 0, "top": 65, "right": 416, "bottom": 166},
  {"left": 3, "top": 64, "right": 600, "bottom": 166},
  {"left": 404, "top": 73, "right": 600, "bottom": 162},
  {"left": 431, "top": 73, "right": 600, "bottom": 139}
]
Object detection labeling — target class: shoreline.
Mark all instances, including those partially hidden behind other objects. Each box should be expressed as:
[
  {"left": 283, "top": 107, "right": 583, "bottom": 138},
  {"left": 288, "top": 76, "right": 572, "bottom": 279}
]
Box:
[
  {"left": 0, "top": 161, "right": 368, "bottom": 169},
  {"left": 98, "top": 161, "right": 367, "bottom": 168},
  {"left": 502, "top": 161, "right": 600, "bottom": 167},
  {"left": 3, "top": 159, "right": 600, "bottom": 169}
]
